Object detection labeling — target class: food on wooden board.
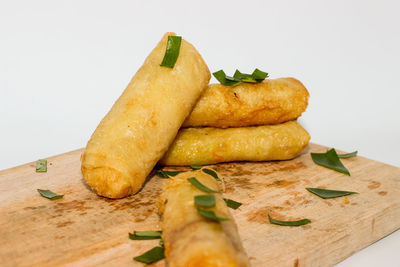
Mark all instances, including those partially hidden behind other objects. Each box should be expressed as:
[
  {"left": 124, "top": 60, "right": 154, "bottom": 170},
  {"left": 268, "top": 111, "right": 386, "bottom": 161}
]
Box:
[
  {"left": 81, "top": 32, "right": 210, "bottom": 198},
  {"left": 183, "top": 78, "right": 309, "bottom": 128},
  {"left": 159, "top": 121, "right": 310, "bottom": 166},
  {"left": 157, "top": 171, "right": 250, "bottom": 267}
]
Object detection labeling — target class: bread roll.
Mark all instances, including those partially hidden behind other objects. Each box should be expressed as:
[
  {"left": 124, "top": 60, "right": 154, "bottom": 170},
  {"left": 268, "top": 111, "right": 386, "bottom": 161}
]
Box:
[
  {"left": 183, "top": 78, "right": 309, "bottom": 128},
  {"left": 160, "top": 121, "right": 310, "bottom": 165},
  {"left": 81, "top": 32, "right": 210, "bottom": 198},
  {"left": 158, "top": 171, "right": 250, "bottom": 267}
]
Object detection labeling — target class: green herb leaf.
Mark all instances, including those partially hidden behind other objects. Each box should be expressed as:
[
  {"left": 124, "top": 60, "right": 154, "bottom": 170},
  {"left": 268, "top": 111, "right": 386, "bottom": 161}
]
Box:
[
  {"left": 160, "top": 36, "right": 182, "bottom": 68},
  {"left": 224, "top": 198, "right": 242, "bottom": 210},
  {"left": 252, "top": 68, "right": 269, "bottom": 82},
  {"left": 268, "top": 215, "right": 311, "bottom": 226},
  {"left": 36, "top": 159, "right": 47, "bottom": 172},
  {"left": 159, "top": 239, "right": 164, "bottom": 247},
  {"left": 213, "top": 70, "right": 242, "bottom": 86},
  {"left": 194, "top": 195, "right": 216, "bottom": 207},
  {"left": 197, "top": 208, "right": 230, "bottom": 221},
  {"left": 133, "top": 246, "right": 165, "bottom": 264},
  {"left": 306, "top": 188, "right": 358, "bottom": 199},
  {"left": 187, "top": 177, "right": 219, "bottom": 193},
  {"left": 202, "top": 168, "right": 220, "bottom": 181},
  {"left": 156, "top": 170, "right": 184, "bottom": 178},
  {"left": 338, "top": 151, "right": 358, "bottom": 159},
  {"left": 233, "top": 70, "right": 257, "bottom": 83},
  {"left": 311, "top": 148, "right": 350, "bottom": 175},
  {"left": 37, "top": 189, "right": 63, "bottom": 200},
  {"left": 129, "top": 231, "right": 162, "bottom": 240},
  {"left": 190, "top": 164, "right": 203, "bottom": 170}
]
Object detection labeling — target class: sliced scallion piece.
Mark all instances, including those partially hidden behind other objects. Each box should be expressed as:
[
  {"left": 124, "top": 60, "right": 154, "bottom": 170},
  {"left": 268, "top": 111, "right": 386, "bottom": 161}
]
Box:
[
  {"left": 133, "top": 246, "right": 165, "bottom": 264},
  {"left": 129, "top": 231, "right": 162, "bottom": 240},
  {"left": 190, "top": 164, "right": 203, "bottom": 170},
  {"left": 224, "top": 198, "right": 242, "bottom": 210},
  {"left": 202, "top": 168, "right": 220, "bottom": 181},
  {"left": 36, "top": 159, "right": 47, "bottom": 172},
  {"left": 197, "top": 208, "right": 230, "bottom": 221},
  {"left": 194, "top": 195, "right": 216, "bottom": 207},
  {"left": 311, "top": 148, "right": 350, "bottom": 175},
  {"left": 187, "top": 177, "right": 219, "bottom": 193},
  {"left": 160, "top": 36, "right": 182, "bottom": 68},
  {"left": 268, "top": 215, "right": 311, "bottom": 227},
  {"left": 37, "top": 189, "right": 63, "bottom": 200},
  {"left": 213, "top": 70, "right": 242, "bottom": 86},
  {"left": 337, "top": 151, "right": 358, "bottom": 159},
  {"left": 306, "top": 188, "right": 358, "bottom": 199},
  {"left": 156, "top": 170, "right": 184, "bottom": 178}
]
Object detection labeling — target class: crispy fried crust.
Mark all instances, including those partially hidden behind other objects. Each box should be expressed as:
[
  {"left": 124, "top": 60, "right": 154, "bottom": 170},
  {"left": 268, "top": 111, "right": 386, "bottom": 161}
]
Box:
[
  {"left": 182, "top": 78, "right": 309, "bottom": 128},
  {"left": 159, "top": 121, "right": 310, "bottom": 166},
  {"left": 81, "top": 33, "right": 210, "bottom": 198},
  {"left": 158, "top": 171, "right": 250, "bottom": 267}
]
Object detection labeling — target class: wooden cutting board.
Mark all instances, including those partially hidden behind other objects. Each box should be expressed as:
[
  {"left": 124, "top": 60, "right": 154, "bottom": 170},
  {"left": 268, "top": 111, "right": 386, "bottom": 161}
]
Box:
[{"left": 0, "top": 143, "right": 399, "bottom": 267}]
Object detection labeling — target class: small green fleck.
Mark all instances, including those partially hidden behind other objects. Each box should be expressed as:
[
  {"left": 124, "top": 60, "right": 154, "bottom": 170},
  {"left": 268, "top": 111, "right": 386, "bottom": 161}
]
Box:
[
  {"left": 187, "top": 177, "right": 219, "bottom": 193},
  {"left": 133, "top": 246, "right": 165, "bottom": 264},
  {"left": 268, "top": 215, "right": 311, "bottom": 226},
  {"left": 197, "top": 208, "right": 230, "bottom": 222},
  {"left": 202, "top": 168, "right": 220, "bottom": 181},
  {"left": 129, "top": 231, "right": 162, "bottom": 240},
  {"left": 156, "top": 170, "right": 184, "bottom": 178},
  {"left": 311, "top": 148, "right": 350, "bottom": 175},
  {"left": 224, "top": 198, "right": 242, "bottom": 210},
  {"left": 37, "top": 189, "right": 63, "bottom": 200},
  {"left": 160, "top": 36, "right": 182, "bottom": 68},
  {"left": 194, "top": 195, "right": 216, "bottom": 207},
  {"left": 306, "top": 188, "right": 358, "bottom": 199},
  {"left": 36, "top": 159, "right": 47, "bottom": 172},
  {"left": 190, "top": 164, "right": 203, "bottom": 170}
]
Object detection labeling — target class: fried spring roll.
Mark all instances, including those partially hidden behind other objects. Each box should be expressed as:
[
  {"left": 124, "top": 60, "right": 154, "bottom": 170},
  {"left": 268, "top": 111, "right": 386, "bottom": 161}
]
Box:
[
  {"left": 158, "top": 171, "right": 250, "bottom": 267},
  {"left": 81, "top": 33, "right": 210, "bottom": 198},
  {"left": 159, "top": 121, "right": 310, "bottom": 166},
  {"left": 182, "top": 78, "right": 309, "bottom": 128}
]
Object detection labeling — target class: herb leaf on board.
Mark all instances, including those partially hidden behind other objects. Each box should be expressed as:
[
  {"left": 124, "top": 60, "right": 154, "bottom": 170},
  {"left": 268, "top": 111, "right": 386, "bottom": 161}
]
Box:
[{"left": 310, "top": 148, "right": 350, "bottom": 175}]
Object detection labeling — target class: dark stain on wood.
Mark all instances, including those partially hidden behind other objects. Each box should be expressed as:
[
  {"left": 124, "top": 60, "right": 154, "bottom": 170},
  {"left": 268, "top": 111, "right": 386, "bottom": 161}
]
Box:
[{"left": 368, "top": 181, "right": 381, "bottom": 190}]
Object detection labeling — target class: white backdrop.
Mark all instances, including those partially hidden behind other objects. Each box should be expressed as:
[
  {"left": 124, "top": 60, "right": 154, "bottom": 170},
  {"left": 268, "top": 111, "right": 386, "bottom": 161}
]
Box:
[{"left": 1, "top": 0, "right": 399, "bottom": 266}]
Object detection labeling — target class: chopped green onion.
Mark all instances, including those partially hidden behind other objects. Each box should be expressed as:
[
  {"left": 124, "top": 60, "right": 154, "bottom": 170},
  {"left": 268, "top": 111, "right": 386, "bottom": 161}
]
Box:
[
  {"left": 37, "top": 189, "right": 63, "bottom": 200},
  {"left": 197, "top": 208, "right": 230, "bottom": 221},
  {"left": 311, "top": 148, "right": 350, "bottom": 175},
  {"left": 133, "top": 246, "right": 165, "bottom": 264},
  {"left": 156, "top": 170, "right": 184, "bottom": 178},
  {"left": 36, "top": 159, "right": 47, "bottom": 172},
  {"left": 194, "top": 195, "right": 216, "bottom": 207},
  {"left": 187, "top": 177, "right": 219, "bottom": 193},
  {"left": 159, "top": 239, "right": 164, "bottom": 247},
  {"left": 202, "top": 168, "right": 220, "bottom": 181},
  {"left": 213, "top": 68, "right": 268, "bottom": 86},
  {"left": 213, "top": 70, "right": 242, "bottom": 86},
  {"left": 160, "top": 36, "right": 182, "bottom": 68},
  {"left": 224, "top": 198, "right": 242, "bottom": 210},
  {"left": 251, "top": 68, "right": 269, "bottom": 82},
  {"left": 190, "top": 164, "right": 203, "bottom": 170},
  {"left": 268, "top": 215, "right": 311, "bottom": 226},
  {"left": 337, "top": 151, "right": 358, "bottom": 159},
  {"left": 129, "top": 231, "right": 162, "bottom": 240},
  {"left": 306, "top": 188, "right": 358, "bottom": 199}
]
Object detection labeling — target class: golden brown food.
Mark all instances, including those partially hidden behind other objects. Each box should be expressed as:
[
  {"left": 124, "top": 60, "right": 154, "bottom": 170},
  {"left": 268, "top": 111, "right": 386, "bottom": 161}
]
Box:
[
  {"left": 158, "top": 171, "right": 250, "bottom": 267},
  {"left": 159, "top": 121, "right": 310, "bottom": 166},
  {"left": 182, "top": 78, "right": 309, "bottom": 128},
  {"left": 81, "top": 32, "right": 210, "bottom": 198}
]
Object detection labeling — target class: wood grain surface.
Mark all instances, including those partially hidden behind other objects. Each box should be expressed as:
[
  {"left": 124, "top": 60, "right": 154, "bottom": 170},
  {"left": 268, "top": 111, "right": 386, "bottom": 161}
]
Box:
[{"left": 0, "top": 143, "right": 399, "bottom": 267}]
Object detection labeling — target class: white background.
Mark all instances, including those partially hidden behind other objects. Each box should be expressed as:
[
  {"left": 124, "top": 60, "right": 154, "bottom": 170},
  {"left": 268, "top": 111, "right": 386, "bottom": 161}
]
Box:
[{"left": 1, "top": 0, "right": 399, "bottom": 266}]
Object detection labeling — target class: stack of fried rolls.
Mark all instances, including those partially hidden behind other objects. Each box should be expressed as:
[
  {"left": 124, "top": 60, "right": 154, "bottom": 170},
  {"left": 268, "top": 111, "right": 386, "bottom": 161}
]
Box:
[{"left": 159, "top": 77, "right": 310, "bottom": 165}]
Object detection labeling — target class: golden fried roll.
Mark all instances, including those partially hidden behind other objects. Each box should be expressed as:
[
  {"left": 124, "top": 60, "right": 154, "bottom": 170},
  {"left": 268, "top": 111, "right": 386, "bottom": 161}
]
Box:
[
  {"left": 160, "top": 121, "right": 310, "bottom": 165},
  {"left": 81, "top": 33, "right": 210, "bottom": 198},
  {"left": 182, "top": 78, "right": 309, "bottom": 128},
  {"left": 158, "top": 171, "right": 250, "bottom": 267}
]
